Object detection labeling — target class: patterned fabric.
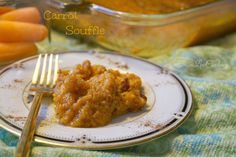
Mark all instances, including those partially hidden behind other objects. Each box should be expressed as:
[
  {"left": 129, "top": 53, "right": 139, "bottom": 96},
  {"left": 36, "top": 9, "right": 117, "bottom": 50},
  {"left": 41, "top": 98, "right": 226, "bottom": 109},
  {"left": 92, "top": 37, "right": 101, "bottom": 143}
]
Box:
[{"left": 0, "top": 32, "right": 236, "bottom": 157}]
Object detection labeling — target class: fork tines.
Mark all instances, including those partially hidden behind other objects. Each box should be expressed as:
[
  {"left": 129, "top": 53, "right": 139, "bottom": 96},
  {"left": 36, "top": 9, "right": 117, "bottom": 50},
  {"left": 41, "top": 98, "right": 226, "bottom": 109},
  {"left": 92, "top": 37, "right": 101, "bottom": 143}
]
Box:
[{"left": 32, "top": 54, "right": 59, "bottom": 88}]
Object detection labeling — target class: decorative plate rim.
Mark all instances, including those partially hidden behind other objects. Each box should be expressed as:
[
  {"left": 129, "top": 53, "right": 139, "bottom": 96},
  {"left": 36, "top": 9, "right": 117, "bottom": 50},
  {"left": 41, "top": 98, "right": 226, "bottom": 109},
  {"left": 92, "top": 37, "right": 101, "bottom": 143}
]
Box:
[{"left": 0, "top": 51, "right": 193, "bottom": 150}]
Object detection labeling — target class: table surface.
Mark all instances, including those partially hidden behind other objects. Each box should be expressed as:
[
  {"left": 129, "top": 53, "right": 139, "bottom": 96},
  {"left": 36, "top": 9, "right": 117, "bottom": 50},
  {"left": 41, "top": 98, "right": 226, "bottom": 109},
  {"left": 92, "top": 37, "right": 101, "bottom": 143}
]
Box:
[{"left": 0, "top": 31, "right": 236, "bottom": 157}]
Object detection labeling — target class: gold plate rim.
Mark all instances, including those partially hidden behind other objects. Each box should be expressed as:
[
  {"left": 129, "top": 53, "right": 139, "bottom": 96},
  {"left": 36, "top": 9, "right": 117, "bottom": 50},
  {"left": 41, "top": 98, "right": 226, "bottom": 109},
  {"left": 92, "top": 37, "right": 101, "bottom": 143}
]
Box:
[{"left": 0, "top": 51, "right": 193, "bottom": 150}]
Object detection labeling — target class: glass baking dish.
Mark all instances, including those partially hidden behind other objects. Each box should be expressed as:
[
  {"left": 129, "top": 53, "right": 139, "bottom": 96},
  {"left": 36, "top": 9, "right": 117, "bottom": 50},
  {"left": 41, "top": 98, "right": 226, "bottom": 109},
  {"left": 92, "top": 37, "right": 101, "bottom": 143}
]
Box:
[{"left": 45, "top": 0, "right": 236, "bottom": 57}]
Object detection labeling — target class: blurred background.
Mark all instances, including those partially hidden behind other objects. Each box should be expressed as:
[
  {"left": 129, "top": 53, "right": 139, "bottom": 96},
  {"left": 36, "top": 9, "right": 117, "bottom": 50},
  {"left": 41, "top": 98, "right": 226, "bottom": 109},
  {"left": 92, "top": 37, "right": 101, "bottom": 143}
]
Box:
[{"left": 1, "top": 0, "right": 236, "bottom": 64}]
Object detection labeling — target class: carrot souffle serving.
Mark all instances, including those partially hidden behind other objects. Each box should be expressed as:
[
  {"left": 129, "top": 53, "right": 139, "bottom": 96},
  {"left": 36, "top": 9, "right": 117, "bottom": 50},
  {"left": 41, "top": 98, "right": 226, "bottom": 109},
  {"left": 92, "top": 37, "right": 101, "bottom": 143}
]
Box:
[
  {"left": 88, "top": 0, "right": 217, "bottom": 14},
  {"left": 53, "top": 60, "right": 147, "bottom": 128}
]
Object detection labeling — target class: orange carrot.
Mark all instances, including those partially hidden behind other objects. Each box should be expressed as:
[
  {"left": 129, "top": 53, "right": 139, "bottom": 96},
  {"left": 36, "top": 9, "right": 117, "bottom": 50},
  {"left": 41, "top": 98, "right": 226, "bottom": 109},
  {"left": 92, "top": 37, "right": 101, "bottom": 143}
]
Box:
[
  {"left": 0, "top": 21, "right": 48, "bottom": 42},
  {"left": 0, "top": 7, "right": 40, "bottom": 23},
  {"left": 0, "top": 42, "right": 37, "bottom": 62},
  {"left": 0, "top": 7, "right": 15, "bottom": 15}
]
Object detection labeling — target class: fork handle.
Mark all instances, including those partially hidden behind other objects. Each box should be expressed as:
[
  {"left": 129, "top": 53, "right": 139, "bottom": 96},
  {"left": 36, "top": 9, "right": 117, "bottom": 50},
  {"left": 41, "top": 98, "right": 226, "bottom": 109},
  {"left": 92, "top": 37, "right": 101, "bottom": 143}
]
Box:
[{"left": 15, "top": 93, "right": 43, "bottom": 157}]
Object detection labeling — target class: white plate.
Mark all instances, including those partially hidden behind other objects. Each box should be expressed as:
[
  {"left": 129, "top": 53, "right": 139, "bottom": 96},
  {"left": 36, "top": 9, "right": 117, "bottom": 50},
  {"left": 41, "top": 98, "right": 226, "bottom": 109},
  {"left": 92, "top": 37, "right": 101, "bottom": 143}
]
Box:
[{"left": 0, "top": 51, "right": 192, "bottom": 149}]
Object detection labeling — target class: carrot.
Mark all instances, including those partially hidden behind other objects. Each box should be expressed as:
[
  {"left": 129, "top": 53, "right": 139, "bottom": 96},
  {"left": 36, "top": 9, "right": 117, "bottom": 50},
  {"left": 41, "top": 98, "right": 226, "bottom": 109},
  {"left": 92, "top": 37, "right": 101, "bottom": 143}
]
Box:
[
  {"left": 0, "top": 7, "right": 15, "bottom": 15},
  {"left": 0, "top": 7, "right": 40, "bottom": 23},
  {"left": 0, "top": 21, "right": 48, "bottom": 42},
  {"left": 0, "top": 42, "right": 37, "bottom": 62}
]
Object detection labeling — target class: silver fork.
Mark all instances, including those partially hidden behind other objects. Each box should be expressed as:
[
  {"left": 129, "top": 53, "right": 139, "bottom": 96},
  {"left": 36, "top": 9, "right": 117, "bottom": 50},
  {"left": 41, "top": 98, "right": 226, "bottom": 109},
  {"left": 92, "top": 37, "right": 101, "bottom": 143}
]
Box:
[{"left": 15, "top": 54, "right": 59, "bottom": 157}]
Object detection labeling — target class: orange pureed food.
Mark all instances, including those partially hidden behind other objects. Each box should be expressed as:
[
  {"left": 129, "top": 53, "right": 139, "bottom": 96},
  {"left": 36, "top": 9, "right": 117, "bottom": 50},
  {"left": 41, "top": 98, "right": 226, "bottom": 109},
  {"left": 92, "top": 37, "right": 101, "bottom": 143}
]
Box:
[
  {"left": 89, "top": 0, "right": 216, "bottom": 14},
  {"left": 53, "top": 60, "right": 147, "bottom": 128}
]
